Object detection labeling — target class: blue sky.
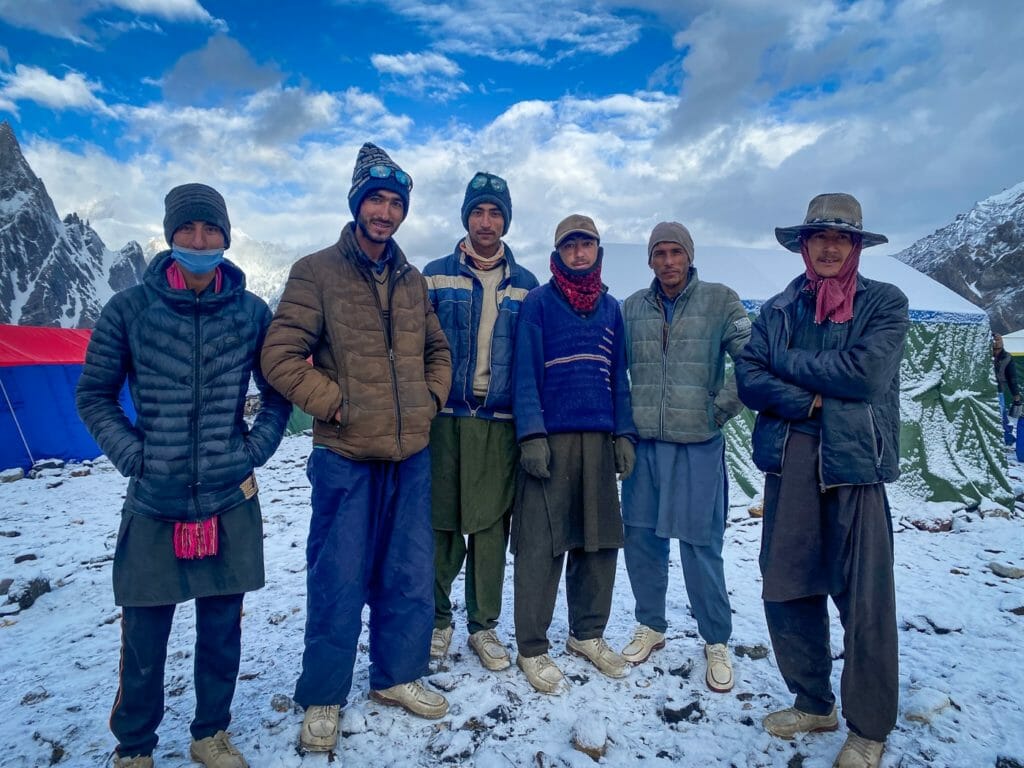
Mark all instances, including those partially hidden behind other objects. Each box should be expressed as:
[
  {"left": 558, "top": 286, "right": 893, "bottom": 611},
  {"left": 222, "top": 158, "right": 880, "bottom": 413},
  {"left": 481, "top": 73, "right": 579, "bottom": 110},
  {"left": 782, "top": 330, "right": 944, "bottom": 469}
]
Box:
[{"left": 1, "top": 0, "right": 1022, "bottom": 272}]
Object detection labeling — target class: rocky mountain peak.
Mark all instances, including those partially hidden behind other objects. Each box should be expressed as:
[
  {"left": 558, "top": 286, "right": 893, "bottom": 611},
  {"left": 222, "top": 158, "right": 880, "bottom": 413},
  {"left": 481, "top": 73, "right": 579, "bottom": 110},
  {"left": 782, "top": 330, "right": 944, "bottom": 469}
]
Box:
[
  {"left": 0, "top": 123, "right": 145, "bottom": 327},
  {"left": 895, "top": 183, "right": 1024, "bottom": 334}
]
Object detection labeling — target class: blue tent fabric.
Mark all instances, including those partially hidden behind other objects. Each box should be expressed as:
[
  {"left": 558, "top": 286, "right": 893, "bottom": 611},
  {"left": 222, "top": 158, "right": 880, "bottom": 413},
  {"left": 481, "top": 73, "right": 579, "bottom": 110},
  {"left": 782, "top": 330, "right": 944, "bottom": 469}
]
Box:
[{"left": 0, "top": 325, "right": 135, "bottom": 472}]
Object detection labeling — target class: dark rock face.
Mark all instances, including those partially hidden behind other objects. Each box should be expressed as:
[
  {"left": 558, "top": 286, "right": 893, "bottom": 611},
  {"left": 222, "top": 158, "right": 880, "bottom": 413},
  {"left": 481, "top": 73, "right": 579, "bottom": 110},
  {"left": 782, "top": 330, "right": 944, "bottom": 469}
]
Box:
[
  {"left": 0, "top": 121, "right": 145, "bottom": 328},
  {"left": 894, "top": 183, "right": 1024, "bottom": 334}
]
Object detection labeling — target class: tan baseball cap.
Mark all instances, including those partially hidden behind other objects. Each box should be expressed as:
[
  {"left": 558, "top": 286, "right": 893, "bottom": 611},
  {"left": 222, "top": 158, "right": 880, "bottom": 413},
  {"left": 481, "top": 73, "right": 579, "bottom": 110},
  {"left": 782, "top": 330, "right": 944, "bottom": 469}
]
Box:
[{"left": 554, "top": 214, "right": 600, "bottom": 248}]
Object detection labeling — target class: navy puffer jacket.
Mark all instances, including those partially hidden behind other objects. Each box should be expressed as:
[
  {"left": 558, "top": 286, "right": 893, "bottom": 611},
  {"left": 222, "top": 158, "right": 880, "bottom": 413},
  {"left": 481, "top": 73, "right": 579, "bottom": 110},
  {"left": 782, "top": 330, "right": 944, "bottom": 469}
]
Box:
[
  {"left": 77, "top": 251, "right": 290, "bottom": 522},
  {"left": 735, "top": 274, "right": 909, "bottom": 488}
]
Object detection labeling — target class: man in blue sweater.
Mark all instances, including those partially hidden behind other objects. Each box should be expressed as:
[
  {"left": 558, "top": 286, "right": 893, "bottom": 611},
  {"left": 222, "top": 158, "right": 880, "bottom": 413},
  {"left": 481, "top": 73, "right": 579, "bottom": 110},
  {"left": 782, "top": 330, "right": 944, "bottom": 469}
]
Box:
[
  {"left": 423, "top": 172, "right": 538, "bottom": 672},
  {"left": 511, "top": 214, "right": 637, "bottom": 694}
]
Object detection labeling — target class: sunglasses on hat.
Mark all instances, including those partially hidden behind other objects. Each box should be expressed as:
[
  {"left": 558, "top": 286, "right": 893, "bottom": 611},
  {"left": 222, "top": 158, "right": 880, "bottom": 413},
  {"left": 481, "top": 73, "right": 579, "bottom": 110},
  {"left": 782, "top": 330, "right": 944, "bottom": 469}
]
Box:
[
  {"left": 470, "top": 173, "right": 505, "bottom": 192},
  {"left": 369, "top": 165, "right": 413, "bottom": 190}
]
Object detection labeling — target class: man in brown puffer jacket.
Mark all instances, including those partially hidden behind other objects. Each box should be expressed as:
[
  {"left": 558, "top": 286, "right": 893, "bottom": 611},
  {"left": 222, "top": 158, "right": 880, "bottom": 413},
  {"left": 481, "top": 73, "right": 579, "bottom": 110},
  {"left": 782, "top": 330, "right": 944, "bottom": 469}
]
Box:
[{"left": 261, "top": 142, "right": 451, "bottom": 755}]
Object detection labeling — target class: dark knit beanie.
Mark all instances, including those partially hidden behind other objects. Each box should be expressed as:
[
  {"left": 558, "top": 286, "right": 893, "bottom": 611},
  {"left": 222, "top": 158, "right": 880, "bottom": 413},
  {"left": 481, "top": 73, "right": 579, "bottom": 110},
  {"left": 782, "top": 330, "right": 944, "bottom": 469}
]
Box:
[
  {"left": 348, "top": 142, "right": 412, "bottom": 219},
  {"left": 461, "top": 172, "right": 512, "bottom": 234},
  {"left": 163, "top": 183, "right": 231, "bottom": 247}
]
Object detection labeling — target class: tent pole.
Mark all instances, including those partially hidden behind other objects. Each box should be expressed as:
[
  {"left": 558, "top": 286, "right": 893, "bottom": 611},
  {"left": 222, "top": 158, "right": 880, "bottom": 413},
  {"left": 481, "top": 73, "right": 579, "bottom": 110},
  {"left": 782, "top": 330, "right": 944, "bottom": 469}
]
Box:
[{"left": 0, "top": 376, "right": 35, "bottom": 467}]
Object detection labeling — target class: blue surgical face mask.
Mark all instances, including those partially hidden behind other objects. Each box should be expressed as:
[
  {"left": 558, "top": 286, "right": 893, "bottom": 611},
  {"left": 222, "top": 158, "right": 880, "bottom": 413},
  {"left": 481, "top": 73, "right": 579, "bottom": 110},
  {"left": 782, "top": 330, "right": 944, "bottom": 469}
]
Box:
[{"left": 171, "top": 245, "right": 225, "bottom": 275}]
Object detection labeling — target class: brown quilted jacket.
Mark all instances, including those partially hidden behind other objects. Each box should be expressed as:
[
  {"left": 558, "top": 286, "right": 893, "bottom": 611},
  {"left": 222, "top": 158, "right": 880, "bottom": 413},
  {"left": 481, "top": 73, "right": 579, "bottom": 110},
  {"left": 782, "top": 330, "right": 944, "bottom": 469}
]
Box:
[{"left": 261, "top": 224, "right": 451, "bottom": 460}]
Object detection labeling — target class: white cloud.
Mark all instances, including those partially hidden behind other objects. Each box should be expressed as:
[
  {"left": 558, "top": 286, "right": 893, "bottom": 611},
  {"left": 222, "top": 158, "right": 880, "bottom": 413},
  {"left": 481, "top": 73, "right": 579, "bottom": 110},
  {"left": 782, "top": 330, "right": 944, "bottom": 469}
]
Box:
[
  {"left": 336, "top": 0, "right": 642, "bottom": 65},
  {"left": 0, "top": 0, "right": 223, "bottom": 43},
  {"left": 0, "top": 64, "right": 115, "bottom": 116},
  {"left": 371, "top": 52, "right": 470, "bottom": 101}
]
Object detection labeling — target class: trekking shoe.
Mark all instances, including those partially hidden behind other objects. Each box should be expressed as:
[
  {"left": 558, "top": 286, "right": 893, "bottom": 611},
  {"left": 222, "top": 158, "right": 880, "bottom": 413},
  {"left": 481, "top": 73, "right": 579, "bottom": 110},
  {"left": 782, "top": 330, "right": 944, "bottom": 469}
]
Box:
[
  {"left": 704, "top": 643, "right": 734, "bottom": 693},
  {"left": 763, "top": 706, "right": 839, "bottom": 739},
  {"left": 299, "top": 704, "right": 340, "bottom": 752},
  {"left": 468, "top": 628, "right": 511, "bottom": 671},
  {"left": 566, "top": 635, "right": 629, "bottom": 679},
  {"left": 430, "top": 625, "right": 454, "bottom": 659},
  {"left": 190, "top": 730, "right": 248, "bottom": 768},
  {"left": 370, "top": 680, "right": 448, "bottom": 719},
  {"left": 621, "top": 624, "right": 666, "bottom": 664},
  {"left": 833, "top": 733, "right": 885, "bottom": 768},
  {"left": 114, "top": 756, "right": 153, "bottom": 768},
  {"left": 516, "top": 653, "right": 566, "bottom": 694}
]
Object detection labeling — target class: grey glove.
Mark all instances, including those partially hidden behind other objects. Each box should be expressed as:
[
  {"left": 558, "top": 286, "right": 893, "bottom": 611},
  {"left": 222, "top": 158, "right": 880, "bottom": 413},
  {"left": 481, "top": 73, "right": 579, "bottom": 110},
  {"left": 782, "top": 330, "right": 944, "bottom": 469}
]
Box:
[
  {"left": 1011, "top": 401, "right": 1023, "bottom": 419},
  {"left": 520, "top": 437, "right": 551, "bottom": 479},
  {"left": 614, "top": 436, "right": 636, "bottom": 480}
]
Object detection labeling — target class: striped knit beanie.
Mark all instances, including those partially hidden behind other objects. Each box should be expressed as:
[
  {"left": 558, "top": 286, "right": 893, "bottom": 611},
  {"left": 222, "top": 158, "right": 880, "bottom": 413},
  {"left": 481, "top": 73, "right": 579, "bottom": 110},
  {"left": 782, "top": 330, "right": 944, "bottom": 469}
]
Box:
[
  {"left": 163, "top": 183, "right": 231, "bottom": 247},
  {"left": 348, "top": 142, "right": 412, "bottom": 219}
]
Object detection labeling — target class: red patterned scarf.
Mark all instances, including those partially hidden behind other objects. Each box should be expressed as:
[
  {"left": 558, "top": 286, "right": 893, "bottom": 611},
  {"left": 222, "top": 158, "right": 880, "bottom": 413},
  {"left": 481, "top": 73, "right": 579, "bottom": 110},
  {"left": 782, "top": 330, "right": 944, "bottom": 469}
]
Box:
[
  {"left": 166, "top": 260, "right": 222, "bottom": 559},
  {"left": 549, "top": 251, "right": 603, "bottom": 314},
  {"left": 801, "top": 241, "right": 862, "bottom": 324}
]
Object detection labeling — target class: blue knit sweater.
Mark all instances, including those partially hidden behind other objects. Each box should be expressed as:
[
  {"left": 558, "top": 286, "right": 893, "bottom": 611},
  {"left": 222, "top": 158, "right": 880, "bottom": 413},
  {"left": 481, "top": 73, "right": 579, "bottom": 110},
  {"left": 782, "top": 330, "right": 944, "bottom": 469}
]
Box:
[{"left": 513, "top": 282, "right": 636, "bottom": 442}]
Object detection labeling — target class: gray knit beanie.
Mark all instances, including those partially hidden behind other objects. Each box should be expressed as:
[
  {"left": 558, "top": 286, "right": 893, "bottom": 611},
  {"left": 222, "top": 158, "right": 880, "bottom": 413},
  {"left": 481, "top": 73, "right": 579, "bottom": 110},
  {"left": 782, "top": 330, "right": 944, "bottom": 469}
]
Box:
[
  {"left": 348, "top": 142, "right": 412, "bottom": 219},
  {"left": 647, "top": 221, "right": 694, "bottom": 264},
  {"left": 163, "top": 183, "right": 231, "bottom": 247},
  {"left": 461, "top": 172, "right": 512, "bottom": 234}
]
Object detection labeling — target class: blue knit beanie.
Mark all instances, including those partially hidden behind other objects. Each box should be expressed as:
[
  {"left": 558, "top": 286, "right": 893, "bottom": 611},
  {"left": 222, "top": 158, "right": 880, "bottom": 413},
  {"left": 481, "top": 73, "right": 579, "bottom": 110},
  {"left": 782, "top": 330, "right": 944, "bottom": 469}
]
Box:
[{"left": 461, "top": 172, "right": 511, "bottom": 235}]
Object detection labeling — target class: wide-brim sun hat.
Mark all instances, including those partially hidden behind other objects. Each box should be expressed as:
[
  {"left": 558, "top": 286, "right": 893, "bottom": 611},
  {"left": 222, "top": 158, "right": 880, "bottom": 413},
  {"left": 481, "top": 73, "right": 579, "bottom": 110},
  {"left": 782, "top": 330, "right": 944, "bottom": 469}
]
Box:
[{"left": 775, "top": 192, "right": 888, "bottom": 253}]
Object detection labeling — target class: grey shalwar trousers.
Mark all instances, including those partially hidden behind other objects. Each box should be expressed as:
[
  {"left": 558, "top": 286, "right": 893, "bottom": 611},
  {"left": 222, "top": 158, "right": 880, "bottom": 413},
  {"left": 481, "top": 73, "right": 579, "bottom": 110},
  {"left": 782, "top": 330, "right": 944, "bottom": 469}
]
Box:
[{"left": 761, "top": 431, "right": 898, "bottom": 743}]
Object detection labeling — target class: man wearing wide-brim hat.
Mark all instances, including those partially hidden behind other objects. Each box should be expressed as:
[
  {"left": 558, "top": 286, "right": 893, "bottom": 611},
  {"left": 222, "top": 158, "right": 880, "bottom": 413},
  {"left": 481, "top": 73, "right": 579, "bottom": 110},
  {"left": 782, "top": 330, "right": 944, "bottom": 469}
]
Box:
[{"left": 735, "top": 193, "right": 910, "bottom": 768}]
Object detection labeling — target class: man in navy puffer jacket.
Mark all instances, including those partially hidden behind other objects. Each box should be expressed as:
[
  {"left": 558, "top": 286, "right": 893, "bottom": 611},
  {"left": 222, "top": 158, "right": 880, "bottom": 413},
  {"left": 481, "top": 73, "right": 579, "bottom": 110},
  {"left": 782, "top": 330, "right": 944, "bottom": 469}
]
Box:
[
  {"left": 77, "top": 183, "right": 289, "bottom": 768},
  {"left": 735, "top": 193, "right": 908, "bottom": 768}
]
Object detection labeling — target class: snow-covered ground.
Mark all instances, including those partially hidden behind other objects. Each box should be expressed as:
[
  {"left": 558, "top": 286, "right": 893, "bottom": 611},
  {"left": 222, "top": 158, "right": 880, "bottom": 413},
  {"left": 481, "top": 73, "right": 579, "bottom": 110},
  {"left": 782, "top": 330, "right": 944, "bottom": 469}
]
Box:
[{"left": 2, "top": 436, "right": 1023, "bottom": 768}]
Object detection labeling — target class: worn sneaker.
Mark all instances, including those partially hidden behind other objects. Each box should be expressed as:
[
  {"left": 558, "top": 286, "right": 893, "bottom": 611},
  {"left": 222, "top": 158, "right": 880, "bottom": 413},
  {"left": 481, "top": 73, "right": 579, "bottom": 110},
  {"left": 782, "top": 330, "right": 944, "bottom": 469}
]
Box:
[
  {"left": 370, "top": 680, "right": 448, "bottom": 719},
  {"left": 468, "top": 628, "right": 511, "bottom": 671},
  {"left": 763, "top": 706, "right": 839, "bottom": 739},
  {"left": 190, "top": 730, "right": 248, "bottom": 768},
  {"left": 566, "top": 636, "right": 629, "bottom": 678},
  {"left": 299, "top": 704, "right": 340, "bottom": 752},
  {"left": 621, "top": 624, "right": 666, "bottom": 664},
  {"left": 516, "top": 653, "right": 566, "bottom": 694},
  {"left": 704, "top": 643, "right": 734, "bottom": 692},
  {"left": 114, "top": 756, "right": 153, "bottom": 768},
  {"left": 833, "top": 733, "right": 885, "bottom": 768},
  {"left": 430, "top": 625, "right": 454, "bottom": 659}
]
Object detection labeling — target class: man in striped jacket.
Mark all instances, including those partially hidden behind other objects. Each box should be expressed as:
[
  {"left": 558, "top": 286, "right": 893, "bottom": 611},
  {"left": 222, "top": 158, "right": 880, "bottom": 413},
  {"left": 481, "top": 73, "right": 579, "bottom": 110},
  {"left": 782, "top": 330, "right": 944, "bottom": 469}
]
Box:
[{"left": 423, "top": 172, "right": 538, "bottom": 672}]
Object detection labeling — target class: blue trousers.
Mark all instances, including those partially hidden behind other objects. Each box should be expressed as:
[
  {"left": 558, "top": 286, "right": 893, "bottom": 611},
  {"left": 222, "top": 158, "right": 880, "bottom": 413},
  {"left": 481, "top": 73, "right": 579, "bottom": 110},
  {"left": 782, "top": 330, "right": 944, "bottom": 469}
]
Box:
[
  {"left": 623, "top": 523, "right": 732, "bottom": 644},
  {"left": 111, "top": 594, "right": 243, "bottom": 758},
  {"left": 1000, "top": 393, "right": 1015, "bottom": 446},
  {"left": 295, "top": 447, "right": 433, "bottom": 707}
]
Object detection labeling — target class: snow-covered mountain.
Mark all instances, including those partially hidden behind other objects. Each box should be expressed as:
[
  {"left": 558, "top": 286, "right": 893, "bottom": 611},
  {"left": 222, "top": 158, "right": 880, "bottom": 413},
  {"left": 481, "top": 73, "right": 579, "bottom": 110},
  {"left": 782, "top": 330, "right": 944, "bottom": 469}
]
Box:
[
  {"left": 894, "top": 182, "right": 1024, "bottom": 334},
  {"left": 0, "top": 121, "right": 145, "bottom": 328}
]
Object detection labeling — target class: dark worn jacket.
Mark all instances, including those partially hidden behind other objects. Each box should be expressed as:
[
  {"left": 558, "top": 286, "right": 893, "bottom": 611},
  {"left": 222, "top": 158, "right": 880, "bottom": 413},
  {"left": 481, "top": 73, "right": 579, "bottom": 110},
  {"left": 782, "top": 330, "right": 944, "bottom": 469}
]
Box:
[
  {"left": 623, "top": 269, "right": 751, "bottom": 443},
  {"left": 261, "top": 223, "right": 451, "bottom": 460},
  {"left": 735, "top": 274, "right": 909, "bottom": 488},
  {"left": 76, "top": 252, "right": 290, "bottom": 522},
  {"left": 994, "top": 349, "right": 1021, "bottom": 399}
]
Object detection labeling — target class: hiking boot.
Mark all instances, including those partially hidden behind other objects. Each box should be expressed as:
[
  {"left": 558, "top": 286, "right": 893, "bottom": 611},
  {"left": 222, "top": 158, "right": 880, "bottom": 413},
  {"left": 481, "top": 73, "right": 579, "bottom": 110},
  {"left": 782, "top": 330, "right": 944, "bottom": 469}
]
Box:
[
  {"left": 468, "top": 628, "right": 511, "bottom": 671},
  {"left": 566, "top": 635, "right": 629, "bottom": 678},
  {"left": 370, "top": 680, "right": 448, "bottom": 719},
  {"left": 833, "top": 733, "right": 885, "bottom": 768},
  {"left": 114, "top": 756, "right": 153, "bottom": 768},
  {"left": 190, "top": 730, "right": 248, "bottom": 768},
  {"left": 430, "top": 625, "right": 454, "bottom": 659},
  {"left": 621, "top": 624, "right": 666, "bottom": 664},
  {"left": 299, "top": 704, "right": 340, "bottom": 752},
  {"left": 516, "top": 653, "right": 566, "bottom": 694},
  {"left": 763, "top": 706, "right": 839, "bottom": 739},
  {"left": 704, "top": 643, "right": 734, "bottom": 693}
]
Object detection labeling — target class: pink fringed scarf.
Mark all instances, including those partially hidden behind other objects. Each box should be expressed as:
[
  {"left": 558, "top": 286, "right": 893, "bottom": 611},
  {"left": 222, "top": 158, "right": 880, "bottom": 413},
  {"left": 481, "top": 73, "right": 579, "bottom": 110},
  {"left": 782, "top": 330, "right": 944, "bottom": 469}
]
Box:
[
  {"left": 800, "top": 241, "right": 862, "bottom": 324},
  {"left": 166, "top": 260, "right": 223, "bottom": 559}
]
